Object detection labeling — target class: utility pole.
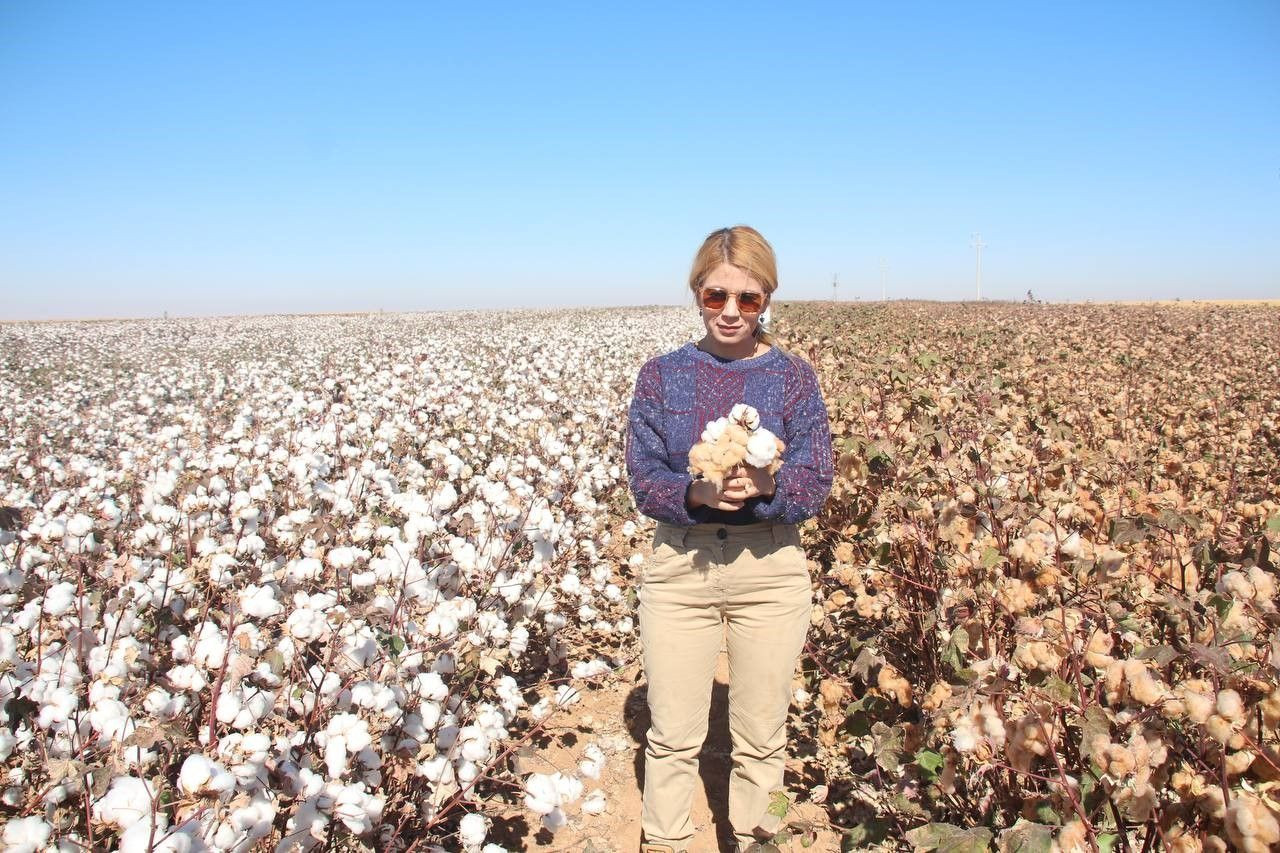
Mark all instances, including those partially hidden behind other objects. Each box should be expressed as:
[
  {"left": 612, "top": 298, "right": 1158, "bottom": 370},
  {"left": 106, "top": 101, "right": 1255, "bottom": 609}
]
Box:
[
  {"left": 971, "top": 233, "right": 986, "bottom": 300},
  {"left": 879, "top": 258, "right": 888, "bottom": 301},
  {"left": 832, "top": 274, "right": 838, "bottom": 302}
]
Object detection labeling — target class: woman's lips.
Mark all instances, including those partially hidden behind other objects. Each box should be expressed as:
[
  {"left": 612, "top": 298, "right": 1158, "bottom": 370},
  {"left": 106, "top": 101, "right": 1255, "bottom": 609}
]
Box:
[{"left": 716, "top": 323, "right": 744, "bottom": 335}]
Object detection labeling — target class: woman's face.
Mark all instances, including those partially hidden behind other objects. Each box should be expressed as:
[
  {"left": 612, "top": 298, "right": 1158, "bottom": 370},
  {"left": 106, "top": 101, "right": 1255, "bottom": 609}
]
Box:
[{"left": 697, "top": 263, "right": 769, "bottom": 349}]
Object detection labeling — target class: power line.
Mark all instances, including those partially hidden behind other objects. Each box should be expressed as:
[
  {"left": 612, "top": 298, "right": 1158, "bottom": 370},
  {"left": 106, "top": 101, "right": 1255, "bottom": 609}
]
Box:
[{"left": 971, "top": 233, "right": 986, "bottom": 300}]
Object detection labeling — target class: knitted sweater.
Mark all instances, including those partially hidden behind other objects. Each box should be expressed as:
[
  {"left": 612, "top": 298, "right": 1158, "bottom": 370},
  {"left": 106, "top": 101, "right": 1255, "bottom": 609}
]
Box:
[{"left": 625, "top": 342, "right": 834, "bottom": 526}]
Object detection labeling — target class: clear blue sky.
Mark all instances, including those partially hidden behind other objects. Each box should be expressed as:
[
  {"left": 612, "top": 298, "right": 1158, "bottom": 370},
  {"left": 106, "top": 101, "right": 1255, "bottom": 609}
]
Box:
[{"left": 2, "top": 1, "right": 1277, "bottom": 319}]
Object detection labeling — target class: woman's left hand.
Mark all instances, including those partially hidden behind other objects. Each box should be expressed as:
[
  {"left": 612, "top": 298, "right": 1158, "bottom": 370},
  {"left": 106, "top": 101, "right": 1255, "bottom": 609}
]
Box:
[{"left": 722, "top": 466, "right": 776, "bottom": 502}]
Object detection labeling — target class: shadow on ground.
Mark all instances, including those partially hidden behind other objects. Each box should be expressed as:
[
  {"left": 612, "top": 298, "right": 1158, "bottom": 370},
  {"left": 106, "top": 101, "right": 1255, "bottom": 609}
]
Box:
[{"left": 625, "top": 681, "right": 738, "bottom": 852}]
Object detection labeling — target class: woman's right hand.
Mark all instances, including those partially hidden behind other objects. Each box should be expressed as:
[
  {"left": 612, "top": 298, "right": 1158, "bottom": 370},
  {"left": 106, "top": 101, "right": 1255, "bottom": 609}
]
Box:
[{"left": 687, "top": 479, "right": 745, "bottom": 512}]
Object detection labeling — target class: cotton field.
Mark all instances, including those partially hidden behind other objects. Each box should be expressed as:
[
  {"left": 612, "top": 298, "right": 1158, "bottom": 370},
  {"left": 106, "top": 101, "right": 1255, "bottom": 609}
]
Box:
[
  {"left": 0, "top": 309, "right": 698, "bottom": 852},
  {"left": 782, "top": 302, "right": 1280, "bottom": 852},
  {"left": 2, "top": 303, "right": 1279, "bottom": 853}
]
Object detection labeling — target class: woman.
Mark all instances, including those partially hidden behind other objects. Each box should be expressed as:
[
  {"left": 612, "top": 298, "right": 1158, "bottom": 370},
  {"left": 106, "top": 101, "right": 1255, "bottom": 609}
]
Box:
[{"left": 625, "top": 226, "right": 834, "bottom": 852}]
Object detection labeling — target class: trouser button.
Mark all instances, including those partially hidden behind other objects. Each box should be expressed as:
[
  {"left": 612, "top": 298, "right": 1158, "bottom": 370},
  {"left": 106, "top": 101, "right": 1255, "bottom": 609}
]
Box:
[{"left": 716, "top": 527, "right": 728, "bottom": 540}]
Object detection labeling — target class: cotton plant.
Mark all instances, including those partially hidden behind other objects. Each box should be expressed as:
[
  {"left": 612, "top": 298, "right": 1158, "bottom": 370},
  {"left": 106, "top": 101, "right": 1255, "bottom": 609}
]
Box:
[{"left": 0, "top": 309, "right": 700, "bottom": 847}]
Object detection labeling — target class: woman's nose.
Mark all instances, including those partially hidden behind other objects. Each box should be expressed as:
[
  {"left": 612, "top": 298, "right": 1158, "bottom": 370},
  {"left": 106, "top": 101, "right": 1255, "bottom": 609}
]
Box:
[{"left": 721, "top": 296, "right": 742, "bottom": 318}]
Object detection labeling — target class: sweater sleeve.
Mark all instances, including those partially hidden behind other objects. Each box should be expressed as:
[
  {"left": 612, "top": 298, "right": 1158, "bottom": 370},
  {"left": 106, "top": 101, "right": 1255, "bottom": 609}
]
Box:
[
  {"left": 626, "top": 359, "right": 702, "bottom": 526},
  {"left": 751, "top": 356, "right": 834, "bottom": 523}
]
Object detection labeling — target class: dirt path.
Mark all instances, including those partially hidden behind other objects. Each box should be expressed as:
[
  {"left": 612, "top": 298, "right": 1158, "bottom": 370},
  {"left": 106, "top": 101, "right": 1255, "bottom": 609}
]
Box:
[{"left": 490, "top": 648, "right": 844, "bottom": 852}]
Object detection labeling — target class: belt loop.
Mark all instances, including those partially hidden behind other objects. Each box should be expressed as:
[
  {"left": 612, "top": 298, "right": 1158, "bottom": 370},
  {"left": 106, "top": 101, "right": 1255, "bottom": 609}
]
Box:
[
  {"left": 675, "top": 525, "right": 689, "bottom": 547},
  {"left": 771, "top": 523, "right": 785, "bottom": 545}
]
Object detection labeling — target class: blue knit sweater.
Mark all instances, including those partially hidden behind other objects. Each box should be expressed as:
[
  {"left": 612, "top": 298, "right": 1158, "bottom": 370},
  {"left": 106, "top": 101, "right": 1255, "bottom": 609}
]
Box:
[{"left": 625, "top": 342, "right": 834, "bottom": 526}]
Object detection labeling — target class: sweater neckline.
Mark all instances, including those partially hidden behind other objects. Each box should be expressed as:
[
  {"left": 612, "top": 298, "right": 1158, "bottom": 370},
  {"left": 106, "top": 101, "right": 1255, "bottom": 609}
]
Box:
[{"left": 681, "top": 341, "right": 785, "bottom": 370}]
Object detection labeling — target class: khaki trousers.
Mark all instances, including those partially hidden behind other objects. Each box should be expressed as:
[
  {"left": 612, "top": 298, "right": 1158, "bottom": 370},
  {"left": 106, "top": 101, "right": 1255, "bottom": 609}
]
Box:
[{"left": 638, "top": 520, "right": 812, "bottom": 849}]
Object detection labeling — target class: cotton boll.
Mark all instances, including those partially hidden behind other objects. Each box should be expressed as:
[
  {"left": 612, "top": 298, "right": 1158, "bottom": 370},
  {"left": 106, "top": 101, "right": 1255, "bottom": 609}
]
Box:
[
  {"left": 729, "top": 404, "right": 761, "bottom": 431},
  {"left": 581, "top": 789, "right": 606, "bottom": 815},
  {"left": 177, "top": 753, "right": 236, "bottom": 799},
  {"left": 93, "top": 775, "right": 157, "bottom": 827},
  {"left": 523, "top": 772, "right": 560, "bottom": 815},
  {"left": 743, "top": 429, "right": 780, "bottom": 468},
  {"left": 417, "top": 755, "right": 454, "bottom": 785},
  {"left": 457, "top": 726, "right": 491, "bottom": 763},
  {"left": 2, "top": 815, "right": 52, "bottom": 853},
  {"left": 578, "top": 744, "right": 605, "bottom": 780},
  {"left": 239, "top": 584, "right": 283, "bottom": 618},
  {"left": 700, "top": 417, "right": 729, "bottom": 444},
  {"left": 570, "top": 659, "right": 610, "bottom": 679},
  {"left": 118, "top": 817, "right": 203, "bottom": 853},
  {"left": 169, "top": 664, "right": 208, "bottom": 692},
  {"left": 208, "top": 791, "right": 277, "bottom": 853},
  {"left": 43, "top": 581, "right": 77, "bottom": 616},
  {"left": 208, "top": 553, "right": 239, "bottom": 586},
  {"left": 541, "top": 807, "right": 568, "bottom": 832},
  {"left": 458, "top": 813, "right": 489, "bottom": 850},
  {"left": 286, "top": 607, "right": 329, "bottom": 642},
  {"left": 332, "top": 783, "right": 385, "bottom": 835}
]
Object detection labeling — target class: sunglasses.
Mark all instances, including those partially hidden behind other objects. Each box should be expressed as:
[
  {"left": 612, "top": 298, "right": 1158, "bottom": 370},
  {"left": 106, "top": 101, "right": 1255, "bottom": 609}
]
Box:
[{"left": 700, "top": 287, "right": 765, "bottom": 314}]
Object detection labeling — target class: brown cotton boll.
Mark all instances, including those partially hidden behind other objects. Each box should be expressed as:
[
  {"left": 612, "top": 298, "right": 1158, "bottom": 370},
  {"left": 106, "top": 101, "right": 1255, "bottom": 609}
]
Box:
[
  {"left": 1088, "top": 734, "right": 1113, "bottom": 767},
  {"left": 1013, "top": 640, "right": 1061, "bottom": 674},
  {"left": 822, "top": 589, "right": 850, "bottom": 613},
  {"left": 1199, "top": 786, "right": 1227, "bottom": 820},
  {"left": 818, "top": 678, "right": 849, "bottom": 713},
  {"left": 1225, "top": 749, "right": 1255, "bottom": 776},
  {"left": 1141, "top": 729, "right": 1168, "bottom": 768},
  {"left": 1020, "top": 797, "right": 1047, "bottom": 821},
  {"left": 724, "top": 424, "right": 751, "bottom": 447},
  {"left": 1225, "top": 793, "right": 1280, "bottom": 853},
  {"left": 1170, "top": 768, "right": 1198, "bottom": 799},
  {"left": 1201, "top": 837, "right": 1227, "bottom": 853},
  {"left": 1033, "top": 565, "right": 1062, "bottom": 590},
  {"left": 937, "top": 751, "right": 957, "bottom": 794},
  {"left": 688, "top": 443, "right": 716, "bottom": 476},
  {"left": 1054, "top": 820, "right": 1089, "bottom": 853},
  {"left": 1163, "top": 828, "right": 1203, "bottom": 853},
  {"left": 854, "top": 592, "right": 882, "bottom": 619},
  {"left": 876, "top": 664, "right": 912, "bottom": 708},
  {"left": 922, "top": 681, "right": 953, "bottom": 712},
  {"left": 1262, "top": 688, "right": 1280, "bottom": 728},
  {"left": 996, "top": 578, "right": 1038, "bottom": 614},
  {"left": 1100, "top": 742, "right": 1136, "bottom": 777},
  {"left": 901, "top": 721, "right": 925, "bottom": 753},
  {"left": 1116, "top": 782, "right": 1157, "bottom": 823},
  {"left": 1205, "top": 714, "right": 1236, "bottom": 745},
  {"left": 1179, "top": 682, "right": 1216, "bottom": 724},
  {"left": 1216, "top": 688, "right": 1245, "bottom": 722},
  {"left": 1084, "top": 629, "right": 1114, "bottom": 669},
  {"left": 1104, "top": 660, "right": 1126, "bottom": 703},
  {"left": 1016, "top": 615, "right": 1044, "bottom": 635},
  {"left": 1125, "top": 663, "right": 1166, "bottom": 706}
]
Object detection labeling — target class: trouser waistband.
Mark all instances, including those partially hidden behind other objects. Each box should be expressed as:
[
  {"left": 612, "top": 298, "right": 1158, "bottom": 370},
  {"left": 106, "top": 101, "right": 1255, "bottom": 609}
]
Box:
[{"left": 655, "top": 520, "right": 793, "bottom": 547}]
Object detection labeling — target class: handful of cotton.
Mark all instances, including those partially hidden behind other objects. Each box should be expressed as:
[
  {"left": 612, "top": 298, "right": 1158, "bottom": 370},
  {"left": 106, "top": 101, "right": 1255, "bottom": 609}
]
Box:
[{"left": 688, "top": 403, "right": 785, "bottom": 491}]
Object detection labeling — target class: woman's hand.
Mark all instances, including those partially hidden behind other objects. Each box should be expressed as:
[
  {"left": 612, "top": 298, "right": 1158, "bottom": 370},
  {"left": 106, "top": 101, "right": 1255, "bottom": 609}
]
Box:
[
  {"left": 687, "top": 479, "right": 746, "bottom": 512},
  {"left": 722, "top": 466, "right": 775, "bottom": 502}
]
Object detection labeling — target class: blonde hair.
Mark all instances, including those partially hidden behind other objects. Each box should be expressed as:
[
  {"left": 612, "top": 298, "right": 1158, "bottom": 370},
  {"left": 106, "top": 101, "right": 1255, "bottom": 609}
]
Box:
[{"left": 688, "top": 225, "right": 778, "bottom": 345}]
